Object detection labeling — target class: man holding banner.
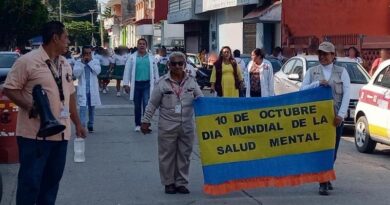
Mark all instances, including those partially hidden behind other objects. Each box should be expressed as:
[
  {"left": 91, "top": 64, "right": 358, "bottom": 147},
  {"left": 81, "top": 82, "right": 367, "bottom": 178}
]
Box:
[
  {"left": 300, "top": 41, "right": 351, "bottom": 195},
  {"left": 141, "top": 52, "right": 203, "bottom": 194}
]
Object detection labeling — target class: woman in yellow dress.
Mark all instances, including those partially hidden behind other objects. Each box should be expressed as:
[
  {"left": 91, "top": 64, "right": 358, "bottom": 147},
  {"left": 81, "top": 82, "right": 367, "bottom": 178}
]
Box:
[{"left": 210, "top": 46, "right": 243, "bottom": 97}]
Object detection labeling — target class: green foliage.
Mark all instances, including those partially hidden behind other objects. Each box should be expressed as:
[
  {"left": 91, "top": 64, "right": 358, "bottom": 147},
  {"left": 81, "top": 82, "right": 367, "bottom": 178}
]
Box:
[
  {"left": 0, "top": 0, "right": 48, "bottom": 50},
  {"left": 64, "top": 21, "right": 96, "bottom": 46},
  {"left": 49, "top": 0, "right": 97, "bottom": 22}
]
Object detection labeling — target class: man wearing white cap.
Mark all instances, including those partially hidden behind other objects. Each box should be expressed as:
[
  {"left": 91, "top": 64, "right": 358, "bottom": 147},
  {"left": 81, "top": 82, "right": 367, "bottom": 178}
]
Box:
[{"left": 300, "top": 41, "right": 351, "bottom": 196}]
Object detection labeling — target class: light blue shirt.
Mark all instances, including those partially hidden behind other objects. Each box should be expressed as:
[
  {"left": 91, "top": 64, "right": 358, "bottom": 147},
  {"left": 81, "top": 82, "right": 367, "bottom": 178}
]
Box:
[{"left": 135, "top": 54, "right": 150, "bottom": 81}]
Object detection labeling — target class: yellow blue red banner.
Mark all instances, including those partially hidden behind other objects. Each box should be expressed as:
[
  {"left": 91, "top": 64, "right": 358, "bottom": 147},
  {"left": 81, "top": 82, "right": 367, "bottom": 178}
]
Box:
[{"left": 194, "top": 87, "right": 336, "bottom": 195}]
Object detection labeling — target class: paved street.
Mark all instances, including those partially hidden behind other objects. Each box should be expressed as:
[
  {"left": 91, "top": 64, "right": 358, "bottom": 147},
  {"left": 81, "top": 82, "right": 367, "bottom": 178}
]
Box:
[{"left": 2, "top": 85, "right": 390, "bottom": 205}]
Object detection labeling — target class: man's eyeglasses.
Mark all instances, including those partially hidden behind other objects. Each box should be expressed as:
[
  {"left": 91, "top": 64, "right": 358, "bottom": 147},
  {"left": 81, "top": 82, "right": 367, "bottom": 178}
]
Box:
[{"left": 170, "top": 61, "right": 185, "bottom": 66}]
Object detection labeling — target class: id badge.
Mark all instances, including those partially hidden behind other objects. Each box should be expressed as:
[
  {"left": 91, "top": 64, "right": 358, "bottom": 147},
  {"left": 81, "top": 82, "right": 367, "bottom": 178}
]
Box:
[
  {"left": 174, "top": 103, "right": 182, "bottom": 114},
  {"left": 60, "top": 106, "right": 70, "bottom": 119}
]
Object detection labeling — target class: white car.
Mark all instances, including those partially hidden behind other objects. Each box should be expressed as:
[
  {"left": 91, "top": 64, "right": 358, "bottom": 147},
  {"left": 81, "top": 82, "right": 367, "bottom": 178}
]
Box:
[
  {"left": 354, "top": 59, "right": 390, "bottom": 153},
  {"left": 274, "top": 55, "right": 371, "bottom": 125}
]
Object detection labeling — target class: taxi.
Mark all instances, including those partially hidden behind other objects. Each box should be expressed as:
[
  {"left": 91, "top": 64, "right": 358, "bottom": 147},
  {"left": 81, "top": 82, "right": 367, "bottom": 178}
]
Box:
[{"left": 354, "top": 59, "right": 390, "bottom": 153}]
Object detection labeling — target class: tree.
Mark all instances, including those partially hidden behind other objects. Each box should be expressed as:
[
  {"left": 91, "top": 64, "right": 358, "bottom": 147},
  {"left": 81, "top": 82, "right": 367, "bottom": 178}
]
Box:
[
  {"left": 64, "top": 21, "right": 95, "bottom": 46},
  {"left": 48, "top": 0, "right": 97, "bottom": 22},
  {"left": 0, "top": 0, "right": 48, "bottom": 50}
]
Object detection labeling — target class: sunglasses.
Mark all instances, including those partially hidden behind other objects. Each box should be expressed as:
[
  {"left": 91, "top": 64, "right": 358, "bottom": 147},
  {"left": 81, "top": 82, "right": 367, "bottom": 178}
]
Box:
[{"left": 170, "top": 61, "right": 185, "bottom": 66}]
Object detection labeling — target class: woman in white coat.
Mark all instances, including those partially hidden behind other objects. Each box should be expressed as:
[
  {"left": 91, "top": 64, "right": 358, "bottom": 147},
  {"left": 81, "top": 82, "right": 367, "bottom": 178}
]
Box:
[
  {"left": 73, "top": 46, "right": 102, "bottom": 133},
  {"left": 245, "top": 48, "right": 275, "bottom": 97}
]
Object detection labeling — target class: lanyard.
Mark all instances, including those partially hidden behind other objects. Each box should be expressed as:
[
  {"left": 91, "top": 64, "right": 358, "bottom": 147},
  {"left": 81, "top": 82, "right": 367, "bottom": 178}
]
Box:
[
  {"left": 170, "top": 79, "right": 186, "bottom": 99},
  {"left": 45, "top": 60, "right": 65, "bottom": 102}
]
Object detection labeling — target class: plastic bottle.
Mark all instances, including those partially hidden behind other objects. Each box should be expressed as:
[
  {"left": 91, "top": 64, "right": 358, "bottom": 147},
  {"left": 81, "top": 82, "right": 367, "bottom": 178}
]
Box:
[{"left": 74, "top": 137, "right": 85, "bottom": 162}]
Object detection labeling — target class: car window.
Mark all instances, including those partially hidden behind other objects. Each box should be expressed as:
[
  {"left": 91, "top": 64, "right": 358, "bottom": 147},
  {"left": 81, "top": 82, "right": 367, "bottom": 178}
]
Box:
[
  {"left": 306, "top": 60, "right": 370, "bottom": 84},
  {"left": 335, "top": 62, "right": 370, "bottom": 84},
  {"left": 266, "top": 58, "right": 282, "bottom": 74},
  {"left": 374, "top": 66, "right": 390, "bottom": 89},
  {"left": 291, "top": 59, "right": 304, "bottom": 80},
  {"left": 0, "top": 54, "right": 18, "bottom": 68},
  {"left": 187, "top": 55, "right": 200, "bottom": 65},
  {"left": 282, "top": 59, "right": 296, "bottom": 75}
]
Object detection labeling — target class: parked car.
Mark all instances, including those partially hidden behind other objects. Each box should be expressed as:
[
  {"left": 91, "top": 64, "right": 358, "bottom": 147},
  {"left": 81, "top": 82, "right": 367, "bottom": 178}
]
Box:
[
  {"left": 0, "top": 52, "right": 20, "bottom": 83},
  {"left": 354, "top": 59, "right": 390, "bottom": 153},
  {"left": 274, "top": 55, "right": 371, "bottom": 125},
  {"left": 186, "top": 53, "right": 203, "bottom": 69},
  {"left": 240, "top": 54, "right": 283, "bottom": 74}
]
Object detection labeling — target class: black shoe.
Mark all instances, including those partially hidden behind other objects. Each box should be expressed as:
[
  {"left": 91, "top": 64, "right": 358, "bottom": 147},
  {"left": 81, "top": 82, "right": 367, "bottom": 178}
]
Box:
[
  {"left": 176, "top": 186, "right": 190, "bottom": 194},
  {"left": 319, "top": 182, "right": 329, "bottom": 196},
  {"left": 88, "top": 126, "right": 94, "bottom": 133},
  {"left": 165, "top": 184, "right": 176, "bottom": 194},
  {"left": 327, "top": 181, "right": 333, "bottom": 190}
]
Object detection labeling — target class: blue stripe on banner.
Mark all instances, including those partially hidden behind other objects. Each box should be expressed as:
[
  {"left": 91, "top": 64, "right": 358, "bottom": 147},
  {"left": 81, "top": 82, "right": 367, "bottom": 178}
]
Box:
[
  {"left": 194, "top": 87, "right": 333, "bottom": 117},
  {"left": 202, "top": 149, "right": 334, "bottom": 185}
]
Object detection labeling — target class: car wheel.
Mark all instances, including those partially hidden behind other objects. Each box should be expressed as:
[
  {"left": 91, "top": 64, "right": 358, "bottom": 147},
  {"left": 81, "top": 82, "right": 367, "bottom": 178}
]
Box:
[{"left": 355, "top": 116, "right": 376, "bottom": 153}]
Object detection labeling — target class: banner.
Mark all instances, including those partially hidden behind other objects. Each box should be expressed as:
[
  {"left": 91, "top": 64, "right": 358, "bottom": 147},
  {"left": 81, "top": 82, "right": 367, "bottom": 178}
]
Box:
[{"left": 194, "top": 87, "right": 336, "bottom": 195}]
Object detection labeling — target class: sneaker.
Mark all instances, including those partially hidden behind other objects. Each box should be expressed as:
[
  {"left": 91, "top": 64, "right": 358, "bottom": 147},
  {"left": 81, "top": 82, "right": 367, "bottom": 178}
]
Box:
[
  {"left": 88, "top": 126, "right": 94, "bottom": 133},
  {"left": 327, "top": 181, "right": 333, "bottom": 190},
  {"left": 165, "top": 184, "right": 176, "bottom": 194},
  {"left": 116, "top": 92, "right": 121, "bottom": 97},
  {"left": 102, "top": 89, "right": 107, "bottom": 94},
  {"left": 134, "top": 126, "right": 141, "bottom": 132},
  {"left": 318, "top": 182, "right": 329, "bottom": 196},
  {"left": 175, "top": 186, "right": 190, "bottom": 194}
]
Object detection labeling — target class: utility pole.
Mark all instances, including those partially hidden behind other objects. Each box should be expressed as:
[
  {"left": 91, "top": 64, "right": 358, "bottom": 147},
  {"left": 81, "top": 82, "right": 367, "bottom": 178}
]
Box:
[
  {"left": 89, "top": 9, "right": 96, "bottom": 46},
  {"left": 59, "top": 0, "right": 62, "bottom": 22},
  {"left": 99, "top": 2, "right": 104, "bottom": 46}
]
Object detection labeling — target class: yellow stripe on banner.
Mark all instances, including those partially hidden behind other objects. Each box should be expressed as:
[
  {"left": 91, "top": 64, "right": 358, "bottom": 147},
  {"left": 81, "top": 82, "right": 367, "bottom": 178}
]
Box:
[
  {"left": 196, "top": 100, "right": 336, "bottom": 166},
  {"left": 369, "top": 124, "right": 388, "bottom": 138}
]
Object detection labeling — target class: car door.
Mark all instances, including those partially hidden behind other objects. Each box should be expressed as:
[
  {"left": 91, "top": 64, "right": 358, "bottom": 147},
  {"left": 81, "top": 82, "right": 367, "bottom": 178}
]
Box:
[
  {"left": 285, "top": 59, "right": 304, "bottom": 92},
  {"left": 274, "top": 59, "right": 296, "bottom": 95},
  {"left": 369, "top": 66, "right": 390, "bottom": 138}
]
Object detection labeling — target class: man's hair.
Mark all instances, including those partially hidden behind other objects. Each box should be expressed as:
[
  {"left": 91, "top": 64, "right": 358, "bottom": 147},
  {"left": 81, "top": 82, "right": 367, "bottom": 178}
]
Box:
[
  {"left": 81, "top": 45, "right": 92, "bottom": 56},
  {"left": 42, "top": 21, "right": 66, "bottom": 45},
  {"left": 169, "top": 51, "right": 186, "bottom": 62},
  {"left": 137, "top": 38, "right": 148, "bottom": 46},
  {"left": 233, "top": 49, "right": 241, "bottom": 58}
]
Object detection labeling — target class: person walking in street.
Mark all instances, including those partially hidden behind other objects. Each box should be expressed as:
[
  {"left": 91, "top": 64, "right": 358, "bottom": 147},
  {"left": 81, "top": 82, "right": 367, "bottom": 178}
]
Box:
[
  {"left": 347, "top": 46, "right": 363, "bottom": 64},
  {"left": 112, "top": 46, "right": 128, "bottom": 96},
  {"left": 300, "top": 41, "right": 351, "bottom": 196},
  {"left": 369, "top": 48, "right": 390, "bottom": 76},
  {"left": 123, "top": 38, "right": 159, "bottom": 132},
  {"left": 233, "top": 49, "right": 246, "bottom": 97},
  {"left": 95, "top": 49, "right": 113, "bottom": 94},
  {"left": 210, "top": 46, "right": 243, "bottom": 97},
  {"left": 245, "top": 48, "right": 275, "bottom": 97},
  {"left": 73, "top": 45, "right": 102, "bottom": 133},
  {"left": 140, "top": 51, "right": 203, "bottom": 194},
  {"left": 2, "top": 21, "right": 87, "bottom": 205},
  {"left": 157, "top": 46, "right": 169, "bottom": 76}
]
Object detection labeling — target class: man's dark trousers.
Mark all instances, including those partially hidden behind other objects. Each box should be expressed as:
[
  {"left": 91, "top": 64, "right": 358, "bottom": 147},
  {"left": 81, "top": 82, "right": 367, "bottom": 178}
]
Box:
[{"left": 16, "top": 136, "right": 68, "bottom": 205}]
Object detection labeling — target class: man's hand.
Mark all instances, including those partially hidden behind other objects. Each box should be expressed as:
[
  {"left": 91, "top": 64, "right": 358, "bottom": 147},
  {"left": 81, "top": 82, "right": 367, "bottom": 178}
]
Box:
[
  {"left": 75, "top": 124, "right": 87, "bottom": 138},
  {"left": 319, "top": 80, "right": 329, "bottom": 87},
  {"left": 123, "top": 85, "right": 130, "bottom": 94},
  {"left": 210, "top": 84, "right": 215, "bottom": 94},
  {"left": 141, "top": 123, "right": 151, "bottom": 135},
  {"left": 334, "top": 116, "right": 343, "bottom": 127}
]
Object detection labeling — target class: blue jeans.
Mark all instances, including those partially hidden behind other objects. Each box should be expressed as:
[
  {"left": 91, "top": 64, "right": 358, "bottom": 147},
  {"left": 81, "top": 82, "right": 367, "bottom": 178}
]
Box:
[
  {"left": 79, "top": 93, "right": 95, "bottom": 129},
  {"left": 334, "top": 122, "right": 344, "bottom": 161},
  {"left": 133, "top": 81, "right": 150, "bottom": 126},
  {"left": 16, "top": 137, "right": 68, "bottom": 205}
]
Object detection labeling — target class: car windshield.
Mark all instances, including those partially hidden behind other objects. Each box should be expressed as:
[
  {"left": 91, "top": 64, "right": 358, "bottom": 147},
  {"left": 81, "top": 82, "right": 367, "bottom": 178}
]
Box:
[
  {"left": 0, "top": 54, "right": 18, "bottom": 68},
  {"left": 307, "top": 61, "right": 370, "bottom": 84},
  {"left": 187, "top": 55, "right": 200, "bottom": 65}
]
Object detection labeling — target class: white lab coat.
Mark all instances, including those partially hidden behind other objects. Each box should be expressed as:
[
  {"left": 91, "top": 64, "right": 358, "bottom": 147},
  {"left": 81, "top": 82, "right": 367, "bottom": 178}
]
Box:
[
  {"left": 123, "top": 52, "right": 159, "bottom": 101},
  {"left": 245, "top": 60, "right": 275, "bottom": 97},
  {"left": 73, "top": 59, "right": 102, "bottom": 106}
]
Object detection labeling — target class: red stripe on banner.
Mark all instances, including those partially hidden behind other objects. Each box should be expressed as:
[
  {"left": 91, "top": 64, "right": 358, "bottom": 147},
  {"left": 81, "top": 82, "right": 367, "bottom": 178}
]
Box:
[
  {"left": 359, "top": 89, "right": 390, "bottom": 110},
  {"left": 203, "top": 170, "right": 336, "bottom": 195}
]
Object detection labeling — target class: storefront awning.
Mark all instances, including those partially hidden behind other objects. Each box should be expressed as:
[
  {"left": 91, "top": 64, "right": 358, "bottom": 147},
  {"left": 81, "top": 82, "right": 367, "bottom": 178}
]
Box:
[{"left": 243, "top": 1, "right": 281, "bottom": 23}]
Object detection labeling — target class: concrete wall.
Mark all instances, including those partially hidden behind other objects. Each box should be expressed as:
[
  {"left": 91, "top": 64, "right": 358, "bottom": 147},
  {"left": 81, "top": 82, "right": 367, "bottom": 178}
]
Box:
[
  {"left": 211, "top": 6, "right": 243, "bottom": 52},
  {"left": 282, "top": 0, "right": 390, "bottom": 38}
]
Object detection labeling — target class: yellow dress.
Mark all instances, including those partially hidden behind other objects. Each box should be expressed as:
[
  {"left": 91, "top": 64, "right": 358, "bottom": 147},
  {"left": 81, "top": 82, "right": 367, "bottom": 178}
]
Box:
[{"left": 210, "top": 63, "right": 243, "bottom": 97}]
